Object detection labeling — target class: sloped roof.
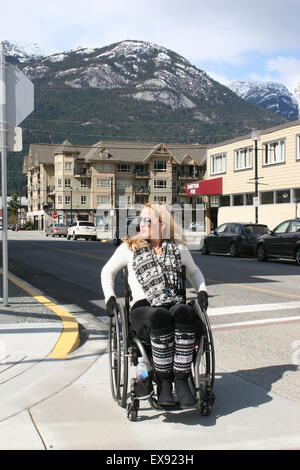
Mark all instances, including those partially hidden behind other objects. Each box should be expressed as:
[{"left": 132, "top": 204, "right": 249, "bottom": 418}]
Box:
[{"left": 23, "top": 139, "right": 207, "bottom": 173}]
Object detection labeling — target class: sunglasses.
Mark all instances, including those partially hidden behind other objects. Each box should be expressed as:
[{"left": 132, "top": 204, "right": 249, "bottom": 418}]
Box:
[{"left": 139, "top": 217, "right": 152, "bottom": 226}]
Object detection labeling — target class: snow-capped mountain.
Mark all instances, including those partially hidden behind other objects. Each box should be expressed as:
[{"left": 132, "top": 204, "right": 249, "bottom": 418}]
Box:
[
  {"left": 4, "top": 39, "right": 285, "bottom": 148},
  {"left": 4, "top": 40, "right": 44, "bottom": 63},
  {"left": 19, "top": 39, "right": 220, "bottom": 112},
  {"left": 228, "top": 80, "right": 299, "bottom": 121}
]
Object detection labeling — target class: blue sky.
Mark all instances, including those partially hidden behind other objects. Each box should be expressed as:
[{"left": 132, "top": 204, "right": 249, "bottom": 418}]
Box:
[{"left": 2, "top": 0, "right": 300, "bottom": 92}]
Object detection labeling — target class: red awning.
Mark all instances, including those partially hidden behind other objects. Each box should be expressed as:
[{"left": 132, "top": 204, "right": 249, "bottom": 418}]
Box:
[{"left": 186, "top": 177, "right": 223, "bottom": 196}]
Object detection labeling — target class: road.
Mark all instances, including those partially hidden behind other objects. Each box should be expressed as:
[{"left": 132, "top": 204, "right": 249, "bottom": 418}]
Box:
[{"left": 1, "top": 230, "right": 300, "bottom": 449}]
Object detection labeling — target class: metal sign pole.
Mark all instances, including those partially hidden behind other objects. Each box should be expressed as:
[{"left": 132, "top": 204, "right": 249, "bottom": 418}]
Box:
[{"left": 0, "top": 41, "right": 8, "bottom": 305}]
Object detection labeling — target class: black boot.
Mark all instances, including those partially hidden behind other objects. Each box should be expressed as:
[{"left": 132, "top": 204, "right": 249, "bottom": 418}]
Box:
[
  {"left": 174, "top": 374, "right": 197, "bottom": 408},
  {"left": 157, "top": 375, "right": 176, "bottom": 407}
]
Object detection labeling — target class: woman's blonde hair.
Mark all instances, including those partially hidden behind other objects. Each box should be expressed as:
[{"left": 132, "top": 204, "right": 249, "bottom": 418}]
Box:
[{"left": 124, "top": 202, "right": 186, "bottom": 251}]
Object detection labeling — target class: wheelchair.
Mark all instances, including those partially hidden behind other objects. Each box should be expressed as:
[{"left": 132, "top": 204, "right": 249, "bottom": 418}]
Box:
[{"left": 108, "top": 267, "right": 215, "bottom": 421}]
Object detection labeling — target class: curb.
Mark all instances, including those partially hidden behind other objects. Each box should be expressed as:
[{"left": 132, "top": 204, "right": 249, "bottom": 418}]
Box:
[{"left": 0, "top": 268, "right": 80, "bottom": 359}]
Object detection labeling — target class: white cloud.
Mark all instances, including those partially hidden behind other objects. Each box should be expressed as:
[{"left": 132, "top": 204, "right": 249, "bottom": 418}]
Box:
[
  {"left": 1, "top": 0, "right": 300, "bottom": 91},
  {"left": 266, "top": 56, "right": 300, "bottom": 91},
  {"left": 1, "top": 0, "right": 300, "bottom": 63}
]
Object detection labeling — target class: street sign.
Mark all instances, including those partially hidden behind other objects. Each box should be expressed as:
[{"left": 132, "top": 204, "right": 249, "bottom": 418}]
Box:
[
  {"left": 253, "top": 196, "right": 259, "bottom": 207},
  {"left": 5, "top": 64, "right": 34, "bottom": 127}
]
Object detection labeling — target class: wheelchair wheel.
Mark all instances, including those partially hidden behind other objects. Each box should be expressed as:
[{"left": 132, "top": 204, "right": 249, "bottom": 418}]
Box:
[
  {"left": 191, "top": 302, "right": 215, "bottom": 415},
  {"left": 108, "top": 304, "right": 129, "bottom": 408}
]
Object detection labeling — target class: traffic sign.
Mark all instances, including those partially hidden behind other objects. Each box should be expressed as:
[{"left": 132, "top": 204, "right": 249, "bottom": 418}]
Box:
[
  {"left": 5, "top": 64, "right": 34, "bottom": 127},
  {"left": 52, "top": 212, "right": 58, "bottom": 219}
]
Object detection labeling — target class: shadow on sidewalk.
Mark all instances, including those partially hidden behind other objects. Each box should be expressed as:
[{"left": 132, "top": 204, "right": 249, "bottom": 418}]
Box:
[{"left": 136, "top": 364, "right": 298, "bottom": 426}]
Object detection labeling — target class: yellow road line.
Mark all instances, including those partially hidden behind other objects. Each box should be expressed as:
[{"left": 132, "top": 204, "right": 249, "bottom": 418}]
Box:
[
  {"left": 208, "top": 278, "right": 300, "bottom": 299},
  {"left": 0, "top": 268, "right": 80, "bottom": 359}
]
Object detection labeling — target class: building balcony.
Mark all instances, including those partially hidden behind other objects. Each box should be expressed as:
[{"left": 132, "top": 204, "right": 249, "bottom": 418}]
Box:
[
  {"left": 47, "top": 185, "right": 55, "bottom": 194},
  {"left": 74, "top": 168, "right": 92, "bottom": 177},
  {"left": 134, "top": 171, "right": 150, "bottom": 178},
  {"left": 134, "top": 186, "right": 150, "bottom": 194}
]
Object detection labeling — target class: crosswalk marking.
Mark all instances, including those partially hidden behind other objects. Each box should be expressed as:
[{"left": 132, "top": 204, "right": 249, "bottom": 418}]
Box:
[{"left": 208, "top": 301, "right": 300, "bottom": 317}]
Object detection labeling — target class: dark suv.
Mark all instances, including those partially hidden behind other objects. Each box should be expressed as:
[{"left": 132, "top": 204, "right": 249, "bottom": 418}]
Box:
[
  {"left": 256, "top": 218, "right": 300, "bottom": 265},
  {"left": 202, "top": 222, "right": 269, "bottom": 257}
]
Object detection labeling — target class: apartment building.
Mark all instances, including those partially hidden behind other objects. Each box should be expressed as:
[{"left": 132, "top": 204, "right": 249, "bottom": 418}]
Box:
[
  {"left": 198, "top": 119, "right": 300, "bottom": 231},
  {"left": 23, "top": 139, "right": 206, "bottom": 229}
]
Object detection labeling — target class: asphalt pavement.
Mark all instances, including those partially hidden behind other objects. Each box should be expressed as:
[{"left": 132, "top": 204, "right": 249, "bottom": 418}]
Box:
[{"left": 1, "top": 232, "right": 300, "bottom": 450}]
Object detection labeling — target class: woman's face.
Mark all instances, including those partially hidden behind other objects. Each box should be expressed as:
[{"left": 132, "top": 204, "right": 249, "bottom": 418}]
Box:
[{"left": 139, "top": 207, "right": 161, "bottom": 241}]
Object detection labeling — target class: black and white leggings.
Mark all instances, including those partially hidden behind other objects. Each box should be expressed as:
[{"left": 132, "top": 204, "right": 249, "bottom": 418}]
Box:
[{"left": 129, "top": 301, "right": 197, "bottom": 378}]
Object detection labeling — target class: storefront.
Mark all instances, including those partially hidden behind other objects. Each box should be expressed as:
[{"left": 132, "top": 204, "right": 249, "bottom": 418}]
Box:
[{"left": 186, "top": 177, "right": 223, "bottom": 233}]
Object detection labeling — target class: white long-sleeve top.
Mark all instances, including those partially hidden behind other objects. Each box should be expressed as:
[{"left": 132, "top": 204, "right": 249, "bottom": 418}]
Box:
[{"left": 101, "top": 241, "right": 207, "bottom": 306}]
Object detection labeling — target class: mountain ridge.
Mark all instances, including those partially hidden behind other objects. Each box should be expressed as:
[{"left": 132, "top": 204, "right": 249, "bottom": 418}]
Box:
[{"left": 3, "top": 39, "right": 286, "bottom": 194}]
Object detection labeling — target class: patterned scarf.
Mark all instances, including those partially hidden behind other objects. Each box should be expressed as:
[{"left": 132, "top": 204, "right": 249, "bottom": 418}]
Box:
[{"left": 132, "top": 240, "right": 184, "bottom": 307}]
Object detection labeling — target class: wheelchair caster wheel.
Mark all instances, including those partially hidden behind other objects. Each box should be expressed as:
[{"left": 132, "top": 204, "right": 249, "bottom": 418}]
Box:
[
  {"left": 200, "top": 403, "right": 211, "bottom": 416},
  {"left": 127, "top": 400, "right": 139, "bottom": 422}
]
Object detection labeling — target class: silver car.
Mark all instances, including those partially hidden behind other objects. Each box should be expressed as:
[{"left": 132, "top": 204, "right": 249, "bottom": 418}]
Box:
[{"left": 46, "top": 223, "right": 68, "bottom": 237}]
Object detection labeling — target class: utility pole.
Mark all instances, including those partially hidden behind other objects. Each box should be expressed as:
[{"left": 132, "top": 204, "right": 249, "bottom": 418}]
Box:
[
  {"left": 0, "top": 41, "right": 34, "bottom": 306},
  {"left": 0, "top": 42, "right": 8, "bottom": 305},
  {"left": 251, "top": 130, "right": 260, "bottom": 224}
]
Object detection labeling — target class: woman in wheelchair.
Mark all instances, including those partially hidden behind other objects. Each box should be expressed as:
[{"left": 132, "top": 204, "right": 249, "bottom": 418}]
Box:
[{"left": 101, "top": 202, "right": 208, "bottom": 409}]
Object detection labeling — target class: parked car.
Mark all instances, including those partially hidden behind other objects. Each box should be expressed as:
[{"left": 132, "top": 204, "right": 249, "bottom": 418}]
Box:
[
  {"left": 7, "top": 223, "right": 15, "bottom": 230},
  {"left": 46, "top": 223, "right": 68, "bottom": 237},
  {"left": 256, "top": 218, "right": 300, "bottom": 265},
  {"left": 67, "top": 221, "right": 97, "bottom": 240},
  {"left": 16, "top": 223, "right": 23, "bottom": 231},
  {"left": 202, "top": 222, "right": 269, "bottom": 257},
  {"left": 113, "top": 216, "right": 140, "bottom": 246}
]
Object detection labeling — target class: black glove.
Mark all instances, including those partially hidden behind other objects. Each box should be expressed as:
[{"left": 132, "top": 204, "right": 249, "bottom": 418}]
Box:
[
  {"left": 197, "top": 291, "right": 208, "bottom": 311},
  {"left": 106, "top": 296, "right": 119, "bottom": 317}
]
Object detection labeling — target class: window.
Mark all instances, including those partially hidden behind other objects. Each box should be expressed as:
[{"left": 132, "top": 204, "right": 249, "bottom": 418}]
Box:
[
  {"left": 261, "top": 191, "right": 274, "bottom": 205},
  {"left": 57, "top": 178, "right": 62, "bottom": 188},
  {"left": 294, "top": 188, "right": 300, "bottom": 202},
  {"left": 234, "top": 147, "right": 253, "bottom": 170},
  {"left": 211, "top": 153, "right": 226, "bottom": 175},
  {"left": 297, "top": 135, "right": 300, "bottom": 160},
  {"left": 56, "top": 162, "right": 62, "bottom": 171},
  {"left": 154, "top": 161, "right": 167, "bottom": 172},
  {"left": 220, "top": 195, "right": 230, "bottom": 207},
  {"left": 154, "top": 196, "right": 167, "bottom": 202},
  {"left": 274, "top": 221, "right": 290, "bottom": 234},
  {"left": 154, "top": 180, "right": 167, "bottom": 189},
  {"left": 64, "top": 178, "right": 71, "bottom": 188},
  {"left": 96, "top": 162, "right": 112, "bottom": 173},
  {"left": 81, "top": 196, "right": 87, "bottom": 205},
  {"left": 216, "top": 224, "right": 228, "bottom": 234},
  {"left": 233, "top": 194, "right": 244, "bottom": 206},
  {"left": 97, "top": 178, "right": 111, "bottom": 188},
  {"left": 117, "top": 164, "right": 131, "bottom": 172},
  {"left": 276, "top": 189, "right": 290, "bottom": 204},
  {"left": 263, "top": 140, "right": 285, "bottom": 165},
  {"left": 65, "top": 195, "right": 71, "bottom": 204},
  {"left": 65, "top": 161, "right": 72, "bottom": 171},
  {"left": 245, "top": 193, "right": 254, "bottom": 205},
  {"left": 289, "top": 221, "right": 300, "bottom": 233},
  {"left": 117, "top": 179, "right": 132, "bottom": 189},
  {"left": 97, "top": 195, "right": 111, "bottom": 205},
  {"left": 81, "top": 179, "right": 87, "bottom": 188},
  {"left": 57, "top": 195, "right": 62, "bottom": 204}
]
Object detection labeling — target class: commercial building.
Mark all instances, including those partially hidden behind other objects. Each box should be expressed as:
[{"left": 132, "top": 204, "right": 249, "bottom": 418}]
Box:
[
  {"left": 186, "top": 120, "right": 300, "bottom": 231},
  {"left": 23, "top": 140, "right": 206, "bottom": 229}
]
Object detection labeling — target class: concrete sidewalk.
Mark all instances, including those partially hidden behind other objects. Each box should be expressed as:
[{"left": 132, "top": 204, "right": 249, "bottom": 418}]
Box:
[
  {"left": 1, "top": 272, "right": 300, "bottom": 450},
  {"left": 0, "top": 271, "right": 107, "bottom": 449}
]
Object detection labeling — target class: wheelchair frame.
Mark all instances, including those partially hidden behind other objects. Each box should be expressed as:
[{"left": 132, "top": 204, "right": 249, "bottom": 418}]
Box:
[{"left": 108, "top": 267, "right": 215, "bottom": 421}]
